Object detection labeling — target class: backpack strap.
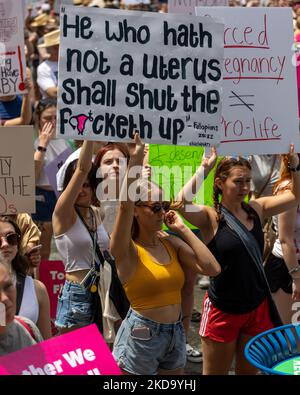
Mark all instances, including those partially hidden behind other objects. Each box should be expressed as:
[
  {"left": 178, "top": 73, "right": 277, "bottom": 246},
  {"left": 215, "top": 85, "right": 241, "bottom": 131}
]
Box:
[
  {"left": 15, "top": 316, "right": 37, "bottom": 342},
  {"left": 15, "top": 272, "right": 26, "bottom": 315}
]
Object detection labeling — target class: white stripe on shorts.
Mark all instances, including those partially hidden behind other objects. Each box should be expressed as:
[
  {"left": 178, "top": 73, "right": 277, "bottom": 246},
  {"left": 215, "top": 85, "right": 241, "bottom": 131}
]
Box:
[{"left": 199, "top": 297, "right": 212, "bottom": 336}]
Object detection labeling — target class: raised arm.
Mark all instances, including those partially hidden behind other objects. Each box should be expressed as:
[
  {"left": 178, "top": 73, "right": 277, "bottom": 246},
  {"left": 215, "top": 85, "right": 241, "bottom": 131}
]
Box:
[
  {"left": 34, "top": 122, "right": 55, "bottom": 181},
  {"left": 52, "top": 140, "right": 94, "bottom": 234},
  {"left": 277, "top": 205, "right": 300, "bottom": 301},
  {"left": 250, "top": 145, "right": 300, "bottom": 220},
  {"left": 176, "top": 147, "right": 217, "bottom": 229},
  {"left": 177, "top": 147, "right": 217, "bottom": 203},
  {"left": 164, "top": 211, "right": 221, "bottom": 276},
  {"left": 4, "top": 70, "right": 33, "bottom": 126},
  {"left": 110, "top": 134, "right": 144, "bottom": 273}
]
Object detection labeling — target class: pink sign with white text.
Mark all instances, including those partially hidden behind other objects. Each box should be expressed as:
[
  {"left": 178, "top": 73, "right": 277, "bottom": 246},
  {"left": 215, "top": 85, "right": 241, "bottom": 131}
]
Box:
[
  {"left": 0, "top": 324, "right": 121, "bottom": 375},
  {"left": 39, "top": 260, "right": 65, "bottom": 320}
]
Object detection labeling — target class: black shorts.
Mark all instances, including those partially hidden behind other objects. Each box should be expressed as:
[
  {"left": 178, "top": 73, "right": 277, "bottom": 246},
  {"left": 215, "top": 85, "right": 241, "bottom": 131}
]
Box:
[{"left": 264, "top": 253, "right": 293, "bottom": 294}]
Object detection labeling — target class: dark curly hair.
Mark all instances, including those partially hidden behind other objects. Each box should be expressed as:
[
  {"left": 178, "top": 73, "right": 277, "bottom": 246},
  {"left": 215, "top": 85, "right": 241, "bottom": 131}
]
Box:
[{"left": 213, "top": 157, "right": 253, "bottom": 222}]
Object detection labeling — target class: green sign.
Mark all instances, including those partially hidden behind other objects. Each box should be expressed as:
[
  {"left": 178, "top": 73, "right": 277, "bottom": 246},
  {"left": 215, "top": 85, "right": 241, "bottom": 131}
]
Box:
[
  {"left": 273, "top": 356, "right": 300, "bottom": 375},
  {"left": 149, "top": 145, "right": 217, "bottom": 229}
]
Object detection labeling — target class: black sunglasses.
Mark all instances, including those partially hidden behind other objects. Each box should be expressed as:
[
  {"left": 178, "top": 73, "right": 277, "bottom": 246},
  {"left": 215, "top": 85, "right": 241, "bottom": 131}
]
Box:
[
  {"left": 0, "top": 233, "right": 20, "bottom": 248},
  {"left": 136, "top": 201, "right": 171, "bottom": 214}
]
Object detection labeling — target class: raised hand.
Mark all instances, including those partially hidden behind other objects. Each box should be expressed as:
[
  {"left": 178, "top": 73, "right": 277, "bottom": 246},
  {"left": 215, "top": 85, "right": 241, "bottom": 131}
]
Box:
[
  {"left": 201, "top": 146, "right": 217, "bottom": 174},
  {"left": 288, "top": 143, "right": 300, "bottom": 170},
  {"left": 130, "top": 132, "right": 145, "bottom": 166},
  {"left": 38, "top": 122, "right": 55, "bottom": 148},
  {"left": 164, "top": 210, "right": 186, "bottom": 233}
]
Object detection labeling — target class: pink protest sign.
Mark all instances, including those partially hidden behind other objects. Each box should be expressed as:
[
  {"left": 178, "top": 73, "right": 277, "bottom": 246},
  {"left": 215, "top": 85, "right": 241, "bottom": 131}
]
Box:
[
  {"left": 39, "top": 260, "right": 65, "bottom": 320},
  {"left": 0, "top": 324, "right": 121, "bottom": 375}
]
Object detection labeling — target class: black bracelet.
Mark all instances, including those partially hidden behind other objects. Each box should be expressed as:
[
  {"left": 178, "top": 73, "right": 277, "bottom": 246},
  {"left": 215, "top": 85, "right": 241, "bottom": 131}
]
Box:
[
  {"left": 37, "top": 146, "right": 47, "bottom": 152},
  {"left": 288, "top": 162, "right": 300, "bottom": 172}
]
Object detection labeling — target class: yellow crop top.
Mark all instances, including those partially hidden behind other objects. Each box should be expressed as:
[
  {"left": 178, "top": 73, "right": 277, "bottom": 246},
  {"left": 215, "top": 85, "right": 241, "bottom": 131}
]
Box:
[{"left": 123, "top": 238, "right": 185, "bottom": 310}]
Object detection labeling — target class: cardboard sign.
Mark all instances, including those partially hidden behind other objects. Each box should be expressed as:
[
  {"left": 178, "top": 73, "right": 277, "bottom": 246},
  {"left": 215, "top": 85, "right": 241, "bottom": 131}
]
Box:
[
  {"left": 0, "top": 0, "right": 27, "bottom": 96},
  {"left": 0, "top": 324, "right": 121, "bottom": 375},
  {"left": 57, "top": 6, "right": 224, "bottom": 147},
  {"left": 0, "top": 126, "right": 35, "bottom": 214},
  {"left": 168, "top": 0, "right": 228, "bottom": 16},
  {"left": 195, "top": 7, "right": 300, "bottom": 155}
]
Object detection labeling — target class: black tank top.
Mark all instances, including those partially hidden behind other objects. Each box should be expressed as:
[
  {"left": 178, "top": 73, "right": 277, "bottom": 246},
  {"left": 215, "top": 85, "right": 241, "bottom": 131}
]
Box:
[{"left": 207, "top": 205, "right": 267, "bottom": 314}]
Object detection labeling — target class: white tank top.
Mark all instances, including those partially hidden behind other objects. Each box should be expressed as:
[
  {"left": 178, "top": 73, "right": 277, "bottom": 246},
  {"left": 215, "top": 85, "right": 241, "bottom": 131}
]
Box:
[
  {"left": 18, "top": 276, "right": 39, "bottom": 324},
  {"left": 54, "top": 215, "right": 110, "bottom": 273}
]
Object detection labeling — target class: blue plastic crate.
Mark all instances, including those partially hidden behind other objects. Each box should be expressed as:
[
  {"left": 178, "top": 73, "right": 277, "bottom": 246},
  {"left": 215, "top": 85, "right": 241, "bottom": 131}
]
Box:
[{"left": 244, "top": 324, "right": 300, "bottom": 375}]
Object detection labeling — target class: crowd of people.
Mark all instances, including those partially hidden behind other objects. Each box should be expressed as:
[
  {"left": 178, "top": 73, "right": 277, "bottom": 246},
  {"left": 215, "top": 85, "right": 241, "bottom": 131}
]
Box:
[{"left": 1, "top": 0, "right": 300, "bottom": 376}]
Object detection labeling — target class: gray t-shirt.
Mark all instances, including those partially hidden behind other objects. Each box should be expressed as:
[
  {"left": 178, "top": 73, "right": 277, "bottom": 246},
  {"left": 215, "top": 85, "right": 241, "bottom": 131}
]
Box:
[
  {"left": 0, "top": 317, "right": 43, "bottom": 356},
  {"left": 249, "top": 154, "right": 280, "bottom": 198}
]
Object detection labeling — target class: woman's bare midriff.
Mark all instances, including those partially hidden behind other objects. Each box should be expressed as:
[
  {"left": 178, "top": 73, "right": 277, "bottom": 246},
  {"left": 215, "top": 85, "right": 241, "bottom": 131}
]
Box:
[
  {"left": 66, "top": 273, "right": 181, "bottom": 323},
  {"left": 135, "top": 304, "right": 182, "bottom": 323},
  {"left": 65, "top": 269, "right": 90, "bottom": 283}
]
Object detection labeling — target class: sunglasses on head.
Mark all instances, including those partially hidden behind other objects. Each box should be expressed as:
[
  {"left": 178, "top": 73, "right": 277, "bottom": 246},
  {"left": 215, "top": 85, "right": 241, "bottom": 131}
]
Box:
[
  {"left": 136, "top": 201, "right": 171, "bottom": 214},
  {"left": 0, "top": 233, "right": 20, "bottom": 248}
]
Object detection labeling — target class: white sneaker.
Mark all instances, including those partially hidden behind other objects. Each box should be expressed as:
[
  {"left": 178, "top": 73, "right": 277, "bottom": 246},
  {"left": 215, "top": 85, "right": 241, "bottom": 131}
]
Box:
[
  {"left": 198, "top": 276, "right": 210, "bottom": 289},
  {"left": 186, "top": 343, "right": 203, "bottom": 363}
]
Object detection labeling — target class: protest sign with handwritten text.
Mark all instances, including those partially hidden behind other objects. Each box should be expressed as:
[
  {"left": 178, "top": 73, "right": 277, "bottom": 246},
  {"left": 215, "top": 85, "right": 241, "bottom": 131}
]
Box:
[
  {"left": 0, "top": 0, "right": 27, "bottom": 96},
  {"left": 196, "top": 7, "right": 300, "bottom": 155},
  {"left": 0, "top": 324, "right": 120, "bottom": 375},
  {"left": 0, "top": 126, "right": 35, "bottom": 214},
  {"left": 57, "top": 7, "right": 224, "bottom": 147}
]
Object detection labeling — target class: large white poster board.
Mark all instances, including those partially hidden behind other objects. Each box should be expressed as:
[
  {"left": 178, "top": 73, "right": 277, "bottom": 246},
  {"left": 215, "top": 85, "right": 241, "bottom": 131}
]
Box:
[
  {"left": 0, "top": 0, "right": 27, "bottom": 97},
  {"left": 196, "top": 7, "right": 300, "bottom": 155},
  {"left": 57, "top": 6, "right": 224, "bottom": 147},
  {"left": 0, "top": 126, "right": 35, "bottom": 214},
  {"left": 169, "top": 0, "right": 228, "bottom": 16}
]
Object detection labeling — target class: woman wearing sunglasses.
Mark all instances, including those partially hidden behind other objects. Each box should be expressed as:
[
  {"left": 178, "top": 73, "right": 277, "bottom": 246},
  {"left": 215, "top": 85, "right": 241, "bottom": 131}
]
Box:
[
  {"left": 111, "top": 134, "right": 220, "bottom": 375},
  {"left": 177, "top": 145, "right": 300, "bottom": 375},
  {"left": 0, "top": 217, "right": 51, "bottom": 340}
]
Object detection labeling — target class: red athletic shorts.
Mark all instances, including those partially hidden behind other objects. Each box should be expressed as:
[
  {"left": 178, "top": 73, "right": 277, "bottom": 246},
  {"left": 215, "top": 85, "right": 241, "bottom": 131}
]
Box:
[{"left": 199, "top": 293, "right": 274, "bottom": 343}]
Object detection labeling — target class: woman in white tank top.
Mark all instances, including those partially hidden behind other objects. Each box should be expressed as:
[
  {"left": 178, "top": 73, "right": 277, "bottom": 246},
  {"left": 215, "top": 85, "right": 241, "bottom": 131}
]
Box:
[{"left": 53, "top": 141, "right": 110, "bottom": 335}]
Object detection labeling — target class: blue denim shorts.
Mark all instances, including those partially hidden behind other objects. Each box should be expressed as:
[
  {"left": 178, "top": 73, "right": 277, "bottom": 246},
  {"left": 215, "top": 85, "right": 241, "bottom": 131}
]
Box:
[
  {"left": 112, "top": 308, "right": 186, "bottom": 375},
  {"left": 55, "top": 280, "right": 95, "bottom": 329}
]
